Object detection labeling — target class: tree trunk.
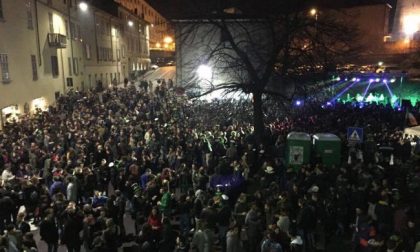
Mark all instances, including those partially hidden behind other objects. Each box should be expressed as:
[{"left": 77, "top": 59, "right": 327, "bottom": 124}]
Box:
[{"left": 252, "top": 92, "right": 264, "bottom": 145}]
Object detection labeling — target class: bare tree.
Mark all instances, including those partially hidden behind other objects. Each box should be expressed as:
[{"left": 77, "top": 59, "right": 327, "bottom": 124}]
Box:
[{"left": 174, "top": 0, "right": 360, "bottom": 143}]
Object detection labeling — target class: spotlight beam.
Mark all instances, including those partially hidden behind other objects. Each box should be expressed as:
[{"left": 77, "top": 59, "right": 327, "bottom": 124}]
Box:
[
  {"left": 362, "top": 81, "right": 373, "bottom": 100},
  {"left": 329, "top": 81, "right": 358, "bottom": 103},
  {"left": 383, "top": 81, "right": 394, "bottom": 97}
]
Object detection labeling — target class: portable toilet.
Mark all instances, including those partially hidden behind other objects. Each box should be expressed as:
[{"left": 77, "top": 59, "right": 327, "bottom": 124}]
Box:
[
  {"left": 286, "top": 132, "right": 311, "bottom": 168},
  {"left": 313, "top": 133, "right": 341, "bottom": 167}
]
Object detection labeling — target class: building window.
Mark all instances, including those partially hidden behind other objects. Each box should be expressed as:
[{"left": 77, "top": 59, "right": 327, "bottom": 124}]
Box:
[
  {"left": 31, "top": 55, "right": 37, "bottom": 80},
  {"left": 70, "top": 22, "right": 75, "bottom": 39},
  {"left": 67, "top": 57, "right": 72, "bottom": 76},
  {"left": 76, "top": 24, "right": 80, "bottom": 40},
  {"left": 73, "top": 58, "right": 78, "bottom": 75},
  {"left": 0, "top": 0, "right": 3, "bottom": 20},
  {"left": 51, "top": 56, "right": 59, "bottom": 77},
  {"left": 65, "top": 20, "right": 68, "bottom": 36},
  {"left": 85, "top": 44, "right": 91, "bottom": 59},
  {"left": 0, "top": 54, "right": 10, "bottom": 83},
  {"left": 27, "top": 1, "right": 33, "bottom": 30},
  {"left": 48, "top": 13, "right": 54, "bottom": 33},
  {"left": 66, "top": 77, "right": 73, "bottom": 87}
]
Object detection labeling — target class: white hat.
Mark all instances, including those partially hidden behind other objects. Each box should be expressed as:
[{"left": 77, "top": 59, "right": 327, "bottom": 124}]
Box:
[{"left": 265, "top": 166, "right": 275, "bottom": 174}]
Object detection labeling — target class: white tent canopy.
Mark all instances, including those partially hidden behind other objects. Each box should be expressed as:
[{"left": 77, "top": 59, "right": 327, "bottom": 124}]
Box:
[{"left": 404, "top": 126, "right": 420, "bottom": 137}]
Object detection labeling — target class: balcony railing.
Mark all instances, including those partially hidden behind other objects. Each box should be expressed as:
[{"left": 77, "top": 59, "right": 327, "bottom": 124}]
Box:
[{"left": 48, "top": 33, "right": 67, "bottom": 48}]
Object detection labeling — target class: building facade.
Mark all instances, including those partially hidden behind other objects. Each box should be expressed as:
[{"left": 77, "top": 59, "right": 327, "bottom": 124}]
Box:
[
  {"left": 0, "top": 0, "right": 150, "bottom": 130},
  {"left": 114, "top": 0, "right": 171, "bottom": 49},
  {"left": 115, "top": 0, "right": 175, "bottom": 64}
]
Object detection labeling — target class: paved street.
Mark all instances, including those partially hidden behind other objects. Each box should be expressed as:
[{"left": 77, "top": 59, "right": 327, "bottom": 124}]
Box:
[{"left": 141, "top": 66, "right": 176, "bottom": 83}]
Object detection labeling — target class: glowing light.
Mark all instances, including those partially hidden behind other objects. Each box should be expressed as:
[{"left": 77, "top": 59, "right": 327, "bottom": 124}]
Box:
[
  {"left": 155, "top": 42, "right": 161, "bottom": 48},
  {"left": 163, "top": 36, "right": 173, "bottom": 44},
  {"left": 356, "top": 78, "right": 361, "bottom": 82},
  {"left": 78, "top": 2, "right": 88, "bottom": 12},
  {"left": 378, "top": 61, "right": 383, "bottom": 66},
  {"left": 326, "top": 102, "right": 332, "bottom": 106},
  {"left": 31, "top": 97, "right": 47, "bottom": 111},
  {"left": 197, "top": 65, "right": 212, "bottom": 81},
  {"left": 390, "top": 78, "right": 396, "bottom": 83},
  {"left": 352, "top": 77, "right": 357, "bottom": 82},
  {"left": 369, "top": 79, "right": 374, "bottom": 82},
  {"left": 336, "top": 77, "right": 341, "bottom": 81},
  {"left": 128, "top": 21, "right": 134, "bottom": 27},
  {"left": 383, "top": 79, "right": 388, "bottom": 83},
  {"left": 356, "top": 94, "right": 364, "bottom": 102},
  {"left": 403, "top": 15, "right": 420, "bottom": 36},
  {"left": 375, "top": 78, "right": 380, "bottom": 82},
  {"left": 295, "top": 100, "right": 302, "bottom": 106},
  {"left": 310, "top": 8, "right": 317, "bottom": 16}
]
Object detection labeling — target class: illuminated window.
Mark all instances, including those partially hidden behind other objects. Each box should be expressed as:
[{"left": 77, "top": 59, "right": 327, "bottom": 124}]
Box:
[{"left": 0, "top": 54, "right": 10, "bottom": 83}]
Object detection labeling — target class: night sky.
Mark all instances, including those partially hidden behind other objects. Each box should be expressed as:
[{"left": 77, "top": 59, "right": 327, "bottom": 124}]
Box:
[{"left": 146, "top": 0, "right": 398, "bottom": 18}]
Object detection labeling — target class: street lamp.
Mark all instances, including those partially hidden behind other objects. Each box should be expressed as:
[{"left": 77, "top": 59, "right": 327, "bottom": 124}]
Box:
[
  {"left": 310, "top": 8, "right": 317, "bottom": 16},
  {"left": 78, "top": 1, "right": 88, "bottom": 12},
  {"left": 128, "top": 20, "right": 134, "bottom": 27}
]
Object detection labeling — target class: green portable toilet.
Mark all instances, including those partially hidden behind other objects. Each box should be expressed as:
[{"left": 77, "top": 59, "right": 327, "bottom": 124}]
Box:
[
  {"left": 286, "top": 132, "right": 311, "bottom": 168},
  {"left": 313, "top": 133, "right": 341, "bottom": 167}
]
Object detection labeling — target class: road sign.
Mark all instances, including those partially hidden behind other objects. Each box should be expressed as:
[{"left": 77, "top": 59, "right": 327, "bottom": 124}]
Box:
[{"left": 347, "top": 127, "right": 363, "bottom": 143}]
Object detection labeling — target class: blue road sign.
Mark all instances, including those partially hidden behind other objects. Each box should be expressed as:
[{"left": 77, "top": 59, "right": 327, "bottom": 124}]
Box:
[{"left": 347, "top": 127, "right": 363, "bottom": 143}]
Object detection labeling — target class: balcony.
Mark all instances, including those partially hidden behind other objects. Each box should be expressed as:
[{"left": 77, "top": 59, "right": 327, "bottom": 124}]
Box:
[{"left": 48, "top": 33, "right": 67, "bottom": 48}]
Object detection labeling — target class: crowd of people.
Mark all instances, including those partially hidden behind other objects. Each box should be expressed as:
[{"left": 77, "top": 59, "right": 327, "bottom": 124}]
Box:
[{"left": 0, "top": 80, "right": 418, "bottom": 252}]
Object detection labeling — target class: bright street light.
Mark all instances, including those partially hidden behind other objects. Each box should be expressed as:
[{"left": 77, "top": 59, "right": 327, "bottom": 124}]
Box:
[
  {"left": 128, "top": 20, "right": 134, "bottom": 27},
  {"left": 197, "top": 65, "right": 212, "bottom": 81},
  {"left": 310, "top": 8, "right": 317, "bottom": 16},
  {"left": 78, "top": 2, "right": 88, "bottom": 12}
]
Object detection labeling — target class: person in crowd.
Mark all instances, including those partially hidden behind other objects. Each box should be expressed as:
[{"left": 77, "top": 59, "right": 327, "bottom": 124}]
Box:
[{"left": 39, "top": 213, "right": 59, "bottom": 252}]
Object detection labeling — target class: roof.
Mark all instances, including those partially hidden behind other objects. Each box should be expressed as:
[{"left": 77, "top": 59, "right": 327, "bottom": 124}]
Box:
[
  {"left": 91, "top": 0, "right": 119, "bottom": 17},
  {"left": 287, "top": 132, "right": 311, "bottom": 141}
]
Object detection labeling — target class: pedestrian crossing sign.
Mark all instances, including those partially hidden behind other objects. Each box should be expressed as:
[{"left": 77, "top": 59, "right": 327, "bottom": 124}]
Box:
[{"left": 347, "top": 127, "right": 363, "bottom": 143}]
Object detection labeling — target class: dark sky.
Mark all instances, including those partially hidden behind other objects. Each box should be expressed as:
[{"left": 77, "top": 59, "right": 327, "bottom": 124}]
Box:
[{"left": 146, "top": 0, "right": 397, "bottom": 18}]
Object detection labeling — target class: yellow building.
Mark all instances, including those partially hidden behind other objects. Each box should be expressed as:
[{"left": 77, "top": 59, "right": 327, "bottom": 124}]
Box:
[
  {"left": 0, "top": 0, "right": 150, "bottom": 129},
  {"left": 79, "top": 0, "right": 150, "bottom": 89},
  {"left": 115, "top": 0, "right": 170, "bottom": 47}
]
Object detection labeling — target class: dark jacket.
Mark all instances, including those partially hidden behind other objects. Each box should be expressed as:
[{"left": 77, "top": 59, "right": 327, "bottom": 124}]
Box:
[{"left": 39, "top": 218, "right": 59, "bottom": 244}]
